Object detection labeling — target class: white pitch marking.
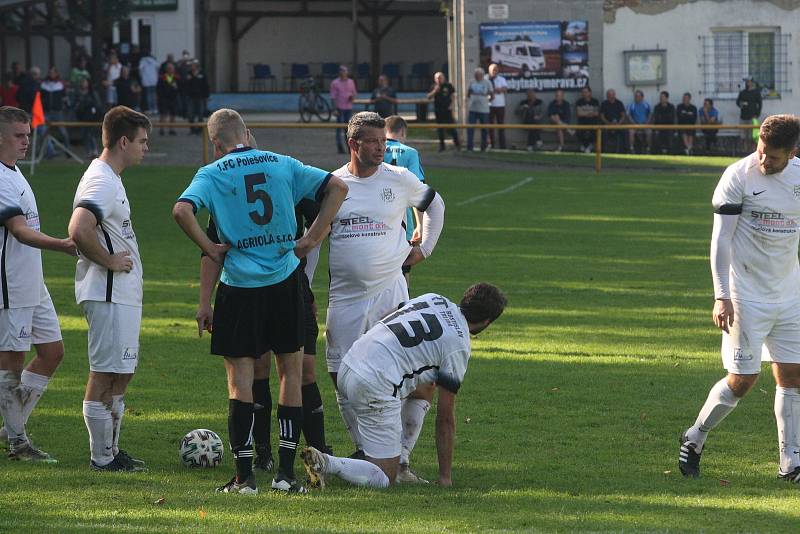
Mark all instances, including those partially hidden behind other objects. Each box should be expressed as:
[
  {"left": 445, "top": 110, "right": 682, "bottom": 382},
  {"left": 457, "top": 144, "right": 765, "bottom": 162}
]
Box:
[{"left": 456, "top": 176, "right": 534, "bottom": 206}]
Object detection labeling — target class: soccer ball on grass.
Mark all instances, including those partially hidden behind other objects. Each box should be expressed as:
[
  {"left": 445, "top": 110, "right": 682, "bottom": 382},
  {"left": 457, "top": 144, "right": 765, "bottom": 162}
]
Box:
[{"left": 179, "top": 429, "right": 224, "bottom": 468}]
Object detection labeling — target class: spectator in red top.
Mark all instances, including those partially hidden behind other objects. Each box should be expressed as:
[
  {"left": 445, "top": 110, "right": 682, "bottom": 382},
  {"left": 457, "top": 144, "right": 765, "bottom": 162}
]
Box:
[{"left": 0, "top": 75, "right": 19, "bottom": 108}]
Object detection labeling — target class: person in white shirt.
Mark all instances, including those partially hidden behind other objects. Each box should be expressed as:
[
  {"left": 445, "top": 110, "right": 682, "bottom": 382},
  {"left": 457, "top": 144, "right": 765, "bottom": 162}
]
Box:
[
  {"left": 302, "top": 283, "right": 506, "bottom": 489},
  {"left": 137, "top": 49, "right": 160, "bottom": 114},
  {"left": 679, "top": 114, "right": 800, "bottom": 482},
  {"left": 326, "top": 112, "right": 445, "bottom": 477},
  {"left": 68, "top": 106, "right": 150, "bottom": 472},
  {"left": 0, "top": 106, "right": 76, "bottom": 462},
  {"left": 488, "top": 63, "right": 508, "bottom": 150}
]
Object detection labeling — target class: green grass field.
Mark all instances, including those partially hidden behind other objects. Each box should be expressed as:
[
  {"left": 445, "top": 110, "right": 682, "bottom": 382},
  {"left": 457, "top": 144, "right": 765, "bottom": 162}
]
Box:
[{"left": 3, "top": 157, "right": 800, "bottom": 533}]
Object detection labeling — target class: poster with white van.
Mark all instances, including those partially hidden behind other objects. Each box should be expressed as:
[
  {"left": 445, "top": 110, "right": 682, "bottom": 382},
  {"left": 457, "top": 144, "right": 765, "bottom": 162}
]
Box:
[{"left": 479, "top": 20, "right": 589, "bottom": 92}]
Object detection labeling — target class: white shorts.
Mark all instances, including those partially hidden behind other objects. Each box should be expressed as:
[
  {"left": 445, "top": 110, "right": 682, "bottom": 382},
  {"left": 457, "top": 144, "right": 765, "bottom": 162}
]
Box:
[
  {"left": 0, "top": 288, "right": 62, "bottom": 352},
  {"left": 721, "top": 298, "right": 800, "bottom": 375},
  {"left": 325, "top": 275, "right": 409, "bottom": 373},
  {"left": 338, "top": 364, "right": 401, "bottom": 459},
  {"left": 82, "top": 301, "right": 142, "bottom": 374}
]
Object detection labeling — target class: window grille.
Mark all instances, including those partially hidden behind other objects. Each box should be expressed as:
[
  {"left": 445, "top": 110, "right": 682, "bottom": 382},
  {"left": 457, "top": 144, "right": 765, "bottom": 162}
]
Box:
[{"left": 700, "top": 30, "right": 790, "bottom": 98}]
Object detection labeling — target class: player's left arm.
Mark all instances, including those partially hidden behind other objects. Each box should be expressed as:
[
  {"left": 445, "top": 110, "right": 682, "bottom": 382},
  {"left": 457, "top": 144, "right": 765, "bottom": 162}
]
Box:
[
  {"left": 435, "top": 386, "right": 456, "bottom": 487},
  {"left": 3, "top": 215, "right": 76, "bottom": 256},
  {"left": 172, "top": 202, "right": 230, "bottom": 265},
  {"left": 404, "top": 173, "right": 444, "bottom": 267}
]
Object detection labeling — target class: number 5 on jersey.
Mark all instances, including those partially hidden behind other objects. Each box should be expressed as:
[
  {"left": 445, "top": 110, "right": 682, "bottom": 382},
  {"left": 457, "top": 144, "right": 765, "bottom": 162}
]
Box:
[{"left": 245, "top": 173, "right": 272, "bottom": 225}]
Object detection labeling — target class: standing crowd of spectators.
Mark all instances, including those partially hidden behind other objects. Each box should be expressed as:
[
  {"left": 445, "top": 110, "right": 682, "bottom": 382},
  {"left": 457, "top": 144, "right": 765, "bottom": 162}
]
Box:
[
  {"left": 0, "top": 46, "right": 210, "bottom": 158},
  {"left": 425, "top": 65, "right": 762, "bottom": 155}
]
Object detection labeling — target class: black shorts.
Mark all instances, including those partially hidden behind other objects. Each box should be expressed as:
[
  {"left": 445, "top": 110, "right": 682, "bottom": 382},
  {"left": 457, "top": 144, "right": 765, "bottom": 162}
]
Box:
[
  {"left": 211, "top": 267, "right": 304, "bottom": 358},
  {"left": 302, "top": 272, "right": 318, "bottom": 355}
]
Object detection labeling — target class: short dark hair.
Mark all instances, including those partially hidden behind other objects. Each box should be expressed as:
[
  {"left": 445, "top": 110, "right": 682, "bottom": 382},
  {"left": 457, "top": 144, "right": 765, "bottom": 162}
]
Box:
[
  {"left": 759, "top": 114, "right": 800, "bottom": 152},
  {"left": 346, "top": 111, "right": 384, "bottom": 140},
  {"left": 459, "top": 283, "right": 507, "bottom": 324},
  {"left": 0, "top": 106, "right": 30, "bottom": 127},
  {"left": 660, "top": 91, "right": 669, "bottom": 98},
  {"left": 683, "top": 92, "right": 691, "bottom": 99},
  {"left": 704, "top": 98, "right": 714, "bottom": 106},
  {"left": 384, "top": 115, "right": 407, "bottom": 134},
  {"left": 635, "top": 90, "right": 644, "bottom": 97},
  {"left": 102, "top": 106, "right": 151, "bottom": 149}
]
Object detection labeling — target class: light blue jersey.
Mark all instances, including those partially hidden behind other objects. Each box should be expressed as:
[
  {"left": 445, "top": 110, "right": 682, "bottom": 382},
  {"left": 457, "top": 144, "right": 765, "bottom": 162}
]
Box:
[
  {"left": 179, "top": 147, "right": 330, "bottom": 288},
  {"left": 385, "top": 139, "right": 425, "bottom": 240}
]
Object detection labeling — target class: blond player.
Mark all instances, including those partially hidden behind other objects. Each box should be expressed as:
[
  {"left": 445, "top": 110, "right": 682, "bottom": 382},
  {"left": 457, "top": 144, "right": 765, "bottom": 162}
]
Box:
[{"left": 0, "top": 106, "right": 76, "bottom": 462}]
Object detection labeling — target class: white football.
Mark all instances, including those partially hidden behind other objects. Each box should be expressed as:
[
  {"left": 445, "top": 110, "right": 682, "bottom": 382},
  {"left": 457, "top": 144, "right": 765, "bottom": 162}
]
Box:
[{"left": 179, "top": 429, "right": 224, "bottom": 468}]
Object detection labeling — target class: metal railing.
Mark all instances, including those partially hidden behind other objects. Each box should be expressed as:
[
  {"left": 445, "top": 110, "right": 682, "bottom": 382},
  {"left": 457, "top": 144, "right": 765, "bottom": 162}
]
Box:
[{"left": 43, "top": 121, "right": 758, "bottom": 173}]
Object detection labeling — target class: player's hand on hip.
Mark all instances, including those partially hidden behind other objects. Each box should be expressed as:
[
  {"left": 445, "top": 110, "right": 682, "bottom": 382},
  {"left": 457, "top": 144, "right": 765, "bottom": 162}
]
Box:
[
  {"left": 294, "top": 236, "right": 313, "bottom": 259},
  {"left": 403, "top": 246, "right": 425, "bottom": 268},
  {"left": 108, "top": 251, "right": 133, "bottom": 272},
  {"left": 196, "top": 304, "right": 213, "bottom": 337},
  {"left": 713, "top": 298, "right": 734, "bottom": 333},
  {"left": 206, "top": 243, "right": 231, "bottom": 265},
  {"left": 411, "top": 228, "right": 422, "bottom": 246},
  {"left": 61, "top": 238, "right": 78, "bottom": 257}
]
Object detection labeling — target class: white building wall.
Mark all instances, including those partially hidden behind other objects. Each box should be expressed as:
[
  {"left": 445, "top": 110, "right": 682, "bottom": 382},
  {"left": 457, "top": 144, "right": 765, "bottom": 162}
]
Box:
[
  {"left": 603, "top": 0, "right": 799, "bottom": 122},
  {"left": 134, "top": 1, "right": 197, "bottom": 61}
]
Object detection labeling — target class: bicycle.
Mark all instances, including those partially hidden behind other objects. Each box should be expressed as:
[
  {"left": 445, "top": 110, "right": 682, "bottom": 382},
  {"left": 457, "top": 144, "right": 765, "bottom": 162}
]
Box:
[{"left": 298, "top": 78, "right": 332, "bottom": 123}]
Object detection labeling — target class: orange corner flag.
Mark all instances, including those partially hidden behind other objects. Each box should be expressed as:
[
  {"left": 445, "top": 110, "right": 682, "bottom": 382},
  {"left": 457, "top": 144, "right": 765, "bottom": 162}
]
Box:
[{"left": 31, "top": 91, "right": 45, "bottom": 128}]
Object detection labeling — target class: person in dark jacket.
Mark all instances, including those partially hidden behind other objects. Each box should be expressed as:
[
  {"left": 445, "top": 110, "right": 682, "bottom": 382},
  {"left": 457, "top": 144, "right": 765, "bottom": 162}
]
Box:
[
  {"left": 676, "top": 92, "right": 698, "bottom": 155},
  {"left": 114, "top": 66, "right": 141, "bottom": 110},
  {"left": 736, "top": 77, "right": 762, "bottom": 152},
  {"left": 157, "top": 62, "right": 179, "bottom": 135},
  {"left": 40, "top": 66, "right": 70, "bottom": 153},
  {"left": 184, "top": 61, "right": 209, "bottom": 134},
  {"left": 651, "top": 91, "right": 676, "bottom": 154},
  {"left": 517, "top": 89, "right": 543, "bottom": 151},
  {"left": 16, "top": 66, "right": 41, "bottom": 114},
  {"left": 73, "top": 78, "right": 103, "bottom": 157}
]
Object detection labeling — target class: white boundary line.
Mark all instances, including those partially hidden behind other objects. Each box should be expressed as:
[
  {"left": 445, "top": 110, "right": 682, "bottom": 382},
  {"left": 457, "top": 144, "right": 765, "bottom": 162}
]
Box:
[{"left": 456, "top": 176, "right": 534, "bottom": 206}]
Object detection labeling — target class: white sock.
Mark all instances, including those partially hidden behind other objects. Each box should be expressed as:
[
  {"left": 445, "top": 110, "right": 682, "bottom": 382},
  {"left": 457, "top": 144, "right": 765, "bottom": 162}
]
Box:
[
  {"left": 0, "top": 370, "right": 26, "bottom": 446},
  {"left": 111, "top": 394, "right": 125, "bottom": 457},
  {"left": 324, "top": 454, "right": 389, "bottom": 488},
  {"left": 775, "top": 387, "right": 800, "bottom": 474},
  {"left": 19, "top": 370, "right": 50, "bottom": 424},
  {"left": 400, "top": 398, "right": 430, "bottom": 465},
  {"left": 685, "top": 378, "right": 740, "bottom": 452},
  {"left": 83, "top": 400, "right": 114, "bottom": 466},
  {"left": 335, "top": 388, "right": 363, "bottom": 452}
]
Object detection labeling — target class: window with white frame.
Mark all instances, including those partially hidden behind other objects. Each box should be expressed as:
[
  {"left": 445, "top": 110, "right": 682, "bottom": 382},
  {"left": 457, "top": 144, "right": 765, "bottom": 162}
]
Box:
[{"left": 700, "top": 29, "right": 790, "bottom": 98}]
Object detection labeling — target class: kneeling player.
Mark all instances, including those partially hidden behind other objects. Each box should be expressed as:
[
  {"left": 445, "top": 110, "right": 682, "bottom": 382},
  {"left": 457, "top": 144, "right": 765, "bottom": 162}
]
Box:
[{"left": 303, "top": 283, "right": 506, "bottom": 488}]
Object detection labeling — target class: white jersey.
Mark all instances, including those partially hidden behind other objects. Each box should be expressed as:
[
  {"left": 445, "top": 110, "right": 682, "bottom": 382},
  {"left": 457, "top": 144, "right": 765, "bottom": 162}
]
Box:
[
  {"left": 712, "top": 154, "right": 800, "bottom": 303},
  {"left": 0, "top": 163, "right": 46, "bottom": 308},
  {"left": 329, "top": 162, "right": 435, "bottom": 305},
  {"left": 343, "top": 293, "right": 471, "bottom": 399},
  {"left": 490, "top": 74, "right": 508, "bottom": 108},
  {"left": 73, "top": 159, "right": 142, "bottom": 306}
]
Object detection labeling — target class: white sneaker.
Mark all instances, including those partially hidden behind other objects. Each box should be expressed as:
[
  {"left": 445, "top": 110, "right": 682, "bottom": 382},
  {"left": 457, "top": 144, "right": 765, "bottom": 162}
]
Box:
[
  {"left": 556, "top": 145, "right": 563, "bottom": 153},
  {"left": 396, "top": 463, "right": 429, "bottom": 484},
  {"left": 301, "top": 446, "right": 328, "bottom": 489},
  {"left": 526, "top": 146, "right": 533, "bottom": 152},
  {"left": 536, "top": 140, "right": 543, "bottom": 148}
]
